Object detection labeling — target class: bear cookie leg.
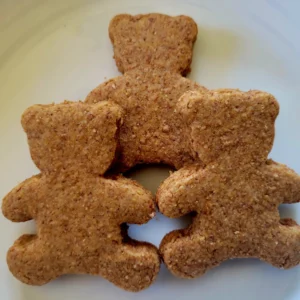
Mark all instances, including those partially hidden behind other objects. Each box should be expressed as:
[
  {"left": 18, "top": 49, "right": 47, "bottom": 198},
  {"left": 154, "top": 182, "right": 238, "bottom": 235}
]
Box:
[
  {"left": 257, "top": 220, "right": 300, "bottom": 269},
  {"left": 160, "top": 230, "right": 229, "bottom": 278},
  {"left": 100, "top": 243, "right": 160, "bottom": 292},
  {"left": 7, "top": 235, "right": 62, "bottom": 285}
]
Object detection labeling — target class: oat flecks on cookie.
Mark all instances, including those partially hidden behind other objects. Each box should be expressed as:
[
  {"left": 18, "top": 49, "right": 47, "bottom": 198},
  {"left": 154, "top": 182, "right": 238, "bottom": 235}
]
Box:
[
  {"left": 2, "top": 101, "right": 160, "bottom": 292},
  {"left": 86, "top": 13, "right": 207, "bottom": 170},
  {"left": 157, "top": 89, "right": 300, "bottom": 278}
]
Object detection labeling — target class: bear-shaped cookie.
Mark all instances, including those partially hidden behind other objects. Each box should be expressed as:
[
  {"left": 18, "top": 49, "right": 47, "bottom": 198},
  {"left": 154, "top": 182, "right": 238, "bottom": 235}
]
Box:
[
  {"left": 2, "top": 101, "right": 160, "bottom": 291},
  {"left": 157, "top": 89, "right": 300, "bottom": 278},
  {"left": 86, "top": 13, "right": 206, "bottom": 170}
]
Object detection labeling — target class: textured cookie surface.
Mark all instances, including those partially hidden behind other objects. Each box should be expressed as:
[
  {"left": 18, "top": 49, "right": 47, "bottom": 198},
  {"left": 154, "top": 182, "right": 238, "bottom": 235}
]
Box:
[
  {"left": 86, "top": 14, "right": 206, "bottom": 170},
  {"left": 2, "top": 101, "right": 160, "bottom": 292},
  {"left": 157, "top": 89, "right": 300, "bottom": 278}
]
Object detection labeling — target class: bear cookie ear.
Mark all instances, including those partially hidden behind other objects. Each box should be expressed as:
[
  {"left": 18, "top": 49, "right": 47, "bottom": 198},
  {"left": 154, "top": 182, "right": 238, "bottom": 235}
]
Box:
[
  {"left": 21, "top": 101, "right": 123, "bottom": 175},
  {"left": 178, "top": 89, "right": 279, "bottom": 165},
  {"left": 109, "top": 13, "right": 198, "bottom": 75}
]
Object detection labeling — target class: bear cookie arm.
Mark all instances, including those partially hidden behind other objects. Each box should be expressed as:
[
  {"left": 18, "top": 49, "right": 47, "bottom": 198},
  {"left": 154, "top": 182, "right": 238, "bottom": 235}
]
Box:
[
  {"left": 263, "top": 160, "right": 300, "bottom": 204},
  {"left": 2, "top": 175, "right": 41, "bottom": 222}
]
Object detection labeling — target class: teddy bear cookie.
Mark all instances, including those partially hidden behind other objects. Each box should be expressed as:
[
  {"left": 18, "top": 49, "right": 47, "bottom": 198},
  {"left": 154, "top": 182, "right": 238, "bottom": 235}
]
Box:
[
  {"left": 2, "top": 101, "right": 160, "bottom": 292},
  {"left": 157, "top": 89, "right": 300, "bottom": 278},
  {"left": 86, "top": 13, "right": 207, "bottom": 170}
]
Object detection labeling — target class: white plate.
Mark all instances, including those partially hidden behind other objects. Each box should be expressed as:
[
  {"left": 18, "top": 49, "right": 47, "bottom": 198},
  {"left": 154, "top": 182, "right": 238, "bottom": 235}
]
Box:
[{"left": 1, "top": 1, "right": 300, "bottom": 299}]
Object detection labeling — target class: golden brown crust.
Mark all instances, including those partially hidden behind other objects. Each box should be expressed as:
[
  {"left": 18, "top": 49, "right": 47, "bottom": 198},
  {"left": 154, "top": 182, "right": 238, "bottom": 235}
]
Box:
[
  {"left": 157, "top": 89, "right": 300, "bottom": 278},
  {"left": 2, "top": 102, "right": 160, "bottom": 291},
  {"left": 86, "top": 14, "right": 206, "bottom": 170}
]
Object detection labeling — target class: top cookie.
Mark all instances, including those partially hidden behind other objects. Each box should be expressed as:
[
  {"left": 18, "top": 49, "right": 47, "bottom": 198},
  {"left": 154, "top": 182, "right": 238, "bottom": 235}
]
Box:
[
  {"left": 109, "top": 13, "right": 198, "bottom": 75},
  {"left": 86, "top": 14, "right": 205, "bottom": 170}
]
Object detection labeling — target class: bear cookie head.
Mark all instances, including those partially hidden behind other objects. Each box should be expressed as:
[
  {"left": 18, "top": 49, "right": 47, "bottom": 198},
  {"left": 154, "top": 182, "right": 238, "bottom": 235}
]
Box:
[
  {"left": 21, "top": 101, "right": 122, "bottom": 175},
  {"left": 178, "top": 89, "right": 279, "bottom": 166},
  {"left": 109, "top": 13, "right": 198, "bottom": 75}
]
